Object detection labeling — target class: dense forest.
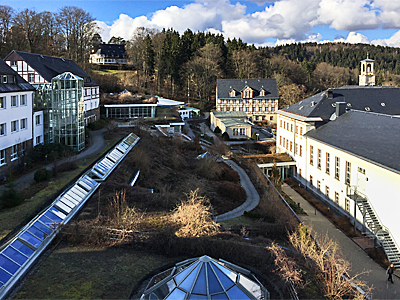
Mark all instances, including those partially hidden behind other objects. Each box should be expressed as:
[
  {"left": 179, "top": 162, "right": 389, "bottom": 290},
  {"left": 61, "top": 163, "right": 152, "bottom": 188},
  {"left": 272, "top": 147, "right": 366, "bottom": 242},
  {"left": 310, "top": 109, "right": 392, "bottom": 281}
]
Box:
[{"left": 2, "top": 5, "right": 400, "bottom": 109}]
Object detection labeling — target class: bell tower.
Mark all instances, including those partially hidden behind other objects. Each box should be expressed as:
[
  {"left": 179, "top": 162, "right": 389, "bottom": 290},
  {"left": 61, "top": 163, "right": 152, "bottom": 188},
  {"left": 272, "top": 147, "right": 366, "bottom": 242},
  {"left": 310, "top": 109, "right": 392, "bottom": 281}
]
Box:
[{"left": 359, "top": 54, "right": 375, "bottom": 86}]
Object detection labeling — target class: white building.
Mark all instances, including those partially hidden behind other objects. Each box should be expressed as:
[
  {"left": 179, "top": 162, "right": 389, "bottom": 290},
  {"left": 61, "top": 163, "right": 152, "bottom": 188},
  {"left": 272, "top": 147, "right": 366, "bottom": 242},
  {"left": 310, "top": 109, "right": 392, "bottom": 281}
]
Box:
[
  {"left": 275, "top": 58, "right": 400, "bottom": 267},
  {"left": 0, "top": 59, "right": 35, "bottom": 178}
]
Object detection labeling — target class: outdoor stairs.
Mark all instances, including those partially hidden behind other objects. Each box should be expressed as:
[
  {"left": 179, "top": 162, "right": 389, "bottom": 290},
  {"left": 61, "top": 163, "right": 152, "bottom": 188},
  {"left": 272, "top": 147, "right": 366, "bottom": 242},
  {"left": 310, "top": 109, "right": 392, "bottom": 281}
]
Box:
[{"left": 348, "top": 186, "right": 400, "bottom": 268}]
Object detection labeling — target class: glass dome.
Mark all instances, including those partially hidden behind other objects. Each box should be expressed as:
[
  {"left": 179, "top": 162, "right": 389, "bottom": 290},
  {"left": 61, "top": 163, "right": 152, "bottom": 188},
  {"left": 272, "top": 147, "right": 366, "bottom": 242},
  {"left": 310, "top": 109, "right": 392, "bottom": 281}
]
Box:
[{"left": 140, "top": 255, "right": 269, "bottom": 300}]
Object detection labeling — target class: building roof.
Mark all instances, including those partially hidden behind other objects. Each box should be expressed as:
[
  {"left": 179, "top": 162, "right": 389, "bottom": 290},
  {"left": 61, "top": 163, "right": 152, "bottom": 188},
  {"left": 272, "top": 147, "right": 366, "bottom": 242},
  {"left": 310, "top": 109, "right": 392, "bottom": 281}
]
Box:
[
  {"left": 217, "top": 78, "right": 279, "bottom": 100},
  {"left": 140, "top": 255, "right": 268, "bottom": 300},
  {"left": 0, "top": 59, "right": 35, "bottom": 93},
  {"left": 93, "top": 44, "right": 126, "bottom": 59},
  {"left": 156, "top": 96, "right": 185, "bottom": 107},
  {"left": 305, "top": 110, "right": 400, "bottom": 174},
  {"left": 280, "top": 86, "right": 400, "bottom": 122},
  {"left": 222, "top": 118, "right": 250, "bottom": 127},
  {"left": 5, "top": 51, "right": 98, "bottom": 87},
  {"left": 212, "top": 111, "right": 248, "bottom": 119}
]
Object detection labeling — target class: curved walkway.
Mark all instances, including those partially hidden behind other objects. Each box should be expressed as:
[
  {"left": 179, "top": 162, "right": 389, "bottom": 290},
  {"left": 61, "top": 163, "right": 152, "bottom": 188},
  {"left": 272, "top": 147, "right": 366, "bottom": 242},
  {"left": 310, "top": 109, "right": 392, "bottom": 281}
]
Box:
[
  {"left": 0, "top": 128, "right": 108, "bottom": 194},
  {"left": 216, "top": 159, "right": 260, "bottom": 222}
]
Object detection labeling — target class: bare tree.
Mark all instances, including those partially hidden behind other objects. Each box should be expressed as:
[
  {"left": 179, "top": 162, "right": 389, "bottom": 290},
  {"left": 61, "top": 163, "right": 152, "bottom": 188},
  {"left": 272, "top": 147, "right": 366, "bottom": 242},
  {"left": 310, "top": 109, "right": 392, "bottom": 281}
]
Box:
[
  {"left": 12, "top": 9, "right": 42, "bottom": 53},
  {"left": 231, "top": 49, "right": 261, "bottom": 78},
  {"left": 0, "top": 5, "right": 14, "bottom": 58},
  {"left": 58, "top": 6, "right": 98, "bottom": 63}
]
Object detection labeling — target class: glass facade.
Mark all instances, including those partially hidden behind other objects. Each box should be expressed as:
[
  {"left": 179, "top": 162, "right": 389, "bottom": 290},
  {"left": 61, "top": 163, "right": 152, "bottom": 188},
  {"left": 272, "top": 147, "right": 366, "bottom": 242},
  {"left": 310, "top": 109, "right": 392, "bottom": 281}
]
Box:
[
  {"left": 51, "top": 73, "right": 85, "bottom": 151},
  {"left": 105, "top": 105, "right": 156, "bottom": 119}
]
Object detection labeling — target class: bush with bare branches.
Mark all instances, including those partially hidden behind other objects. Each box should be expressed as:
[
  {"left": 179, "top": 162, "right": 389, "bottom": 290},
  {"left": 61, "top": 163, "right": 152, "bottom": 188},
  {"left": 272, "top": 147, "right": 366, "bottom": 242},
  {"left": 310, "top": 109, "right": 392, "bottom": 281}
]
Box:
[
  {"left": 172, "top": 189, "right": 219, "bottom": 237},
  {"left": 288, "top": 225, "right": 371, "bottom": 299}
]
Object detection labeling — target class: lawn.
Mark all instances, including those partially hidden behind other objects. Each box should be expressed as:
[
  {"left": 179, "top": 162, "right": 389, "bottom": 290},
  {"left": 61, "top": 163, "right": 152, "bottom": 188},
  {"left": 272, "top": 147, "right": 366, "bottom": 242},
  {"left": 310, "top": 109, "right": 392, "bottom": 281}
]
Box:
[{"left": 13, "top": 242, "right": 183, "bottom": 299}]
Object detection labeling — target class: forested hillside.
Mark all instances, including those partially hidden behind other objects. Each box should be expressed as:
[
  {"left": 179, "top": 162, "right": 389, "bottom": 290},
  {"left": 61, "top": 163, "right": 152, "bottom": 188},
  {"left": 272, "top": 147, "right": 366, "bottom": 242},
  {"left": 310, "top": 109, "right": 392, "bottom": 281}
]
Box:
[{"left": 2, "top": 4, "right": 400, "bottom": 109}]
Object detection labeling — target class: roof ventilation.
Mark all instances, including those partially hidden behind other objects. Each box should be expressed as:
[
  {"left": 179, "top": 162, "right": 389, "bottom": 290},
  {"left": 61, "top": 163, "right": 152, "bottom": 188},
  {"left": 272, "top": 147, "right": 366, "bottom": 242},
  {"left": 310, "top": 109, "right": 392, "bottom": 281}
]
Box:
[
  {"left": 365, "top": 107, "right": 371, "bottom": 111},
  {"left": 347, "top": 103, "right": 352, "bottom": 107},
  {"left": 311, "top": 101, "right": 315, "bottom": 107},
  {"left": 331, "top": 103, "right": 336, "bottom": 107},
  {"left": 299, "top": 106, "right": 303, "bottom": 110},
  {"left": 336, "top": 102, "right": 346, "bottom": 117},
  {"left": 40, "top": 55, "right": 44, "bottom": 58}
]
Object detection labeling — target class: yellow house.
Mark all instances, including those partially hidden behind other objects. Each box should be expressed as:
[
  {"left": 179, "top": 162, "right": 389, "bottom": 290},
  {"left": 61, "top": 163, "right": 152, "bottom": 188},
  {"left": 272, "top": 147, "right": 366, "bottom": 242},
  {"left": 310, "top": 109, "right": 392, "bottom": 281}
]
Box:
[{"left": 210, "top": 111, "right": 251, "bottom": 139}]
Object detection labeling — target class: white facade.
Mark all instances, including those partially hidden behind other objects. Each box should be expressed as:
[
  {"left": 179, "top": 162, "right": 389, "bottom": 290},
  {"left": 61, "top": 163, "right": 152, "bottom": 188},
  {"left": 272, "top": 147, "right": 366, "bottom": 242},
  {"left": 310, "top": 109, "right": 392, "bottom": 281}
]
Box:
[
  {"left": 0, "top": 91, "right": 34, "bottom": 171},
  {"left": 33, "top": 111, "right": 44, "bottom": 146}
]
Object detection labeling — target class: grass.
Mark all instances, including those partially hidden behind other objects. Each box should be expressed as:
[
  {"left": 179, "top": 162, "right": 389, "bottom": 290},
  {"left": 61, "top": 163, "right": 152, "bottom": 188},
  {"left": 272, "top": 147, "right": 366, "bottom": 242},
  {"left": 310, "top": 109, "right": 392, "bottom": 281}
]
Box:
[
  {"left": 13, "top": 242, "right": 182, "bottom": 299},
  {"left": 0, "top": 139, "right": 119, "bottom": 241}
]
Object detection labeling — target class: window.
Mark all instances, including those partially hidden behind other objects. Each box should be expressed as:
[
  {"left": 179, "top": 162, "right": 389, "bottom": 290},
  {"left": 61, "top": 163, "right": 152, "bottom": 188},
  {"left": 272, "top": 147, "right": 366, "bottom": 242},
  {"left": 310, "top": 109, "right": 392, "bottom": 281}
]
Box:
[
  {"left": 260, "top": 90, "right": 265, "bottom": 96},
  {"left": 335, "top": 192, "right": 339, "bottom": 204},
  {"left": 230, "top": 90, "right": 236, "bottom": 97},
  {"left": 0, "top": 149, "right": 5, "bottom": 165},
  {"left": 317, "top": 180, "right": 321, "bottom": 191},
  {"left": 326, "top": 153, "right": 330, "bottom": 175},
  {"left": 0, "top": 123, "right": 5, "bottom": 136},
  {"left": 290, "top": 124, "right": 293, "bottom": 132},
  {"left": 11, "top": 96, "right": 17, "bottom": 107},
  {"left": 35, "top": 115, "right": 41, "bottom": 125},
  {"left": 0, "top": 96, "right": 4, "bottom": 109},
  {"left": 11, "top": 61, "right": 16, "bottom": 67},
  {"left": 20, "top": 141, "right": 26, "bottom": 156},
  {"left": 325, "top": 186, "right": 329, "bottom": 198},
  {"left": 3, "top": 75, "right": 7, "bottom": 83},
  {"left": 310, "top": 145, "right": 314, "bottom": 165},
  {"left": 233, "top": 128, "right": 238, "bottom": 136},
  {"left": 36, "top": 136, "right": 41, "bottom": 144},
  {"left": 280, "top": 120, "right": 282, "bottom": 127},
  {"left": 240, "top": 128, "right": 246, "bottom": 136},
  {"left": 345, "top": 199, "right": 350, "bottom": 212},
  {"left": 290, "top": 141, "right": 293, "bottom": 152},
  {"left": 283, "top": 121, "right": 286, "bottom": 129},
  {"left": 299, "top": 145, "right": 303, "bottom": 157},
  {"left": 20, "top": 94, "right": 27, "bottom": 106},
  {"left": 252, "top": 107, "right": 255, "bottom": 112},
  {"left": 280, "top": 136, "right": 282, "bottom": 145},
  {"left": 295, "top": 126, "right": 298, "bottom": 134},
  {"left": 335, "top": 157, "right": 340, "bottom": 180},
  {"left": 298, "top": 168, "right": 301, "bottom": 178},
  {"left": 271, "top": 107, "right": 275, "bottom": 111},
  {"left": 295, "top": 143, "right": 298, "bottom": 155},
  {"left": 300, "top": 127, "right": 303, "bottom": 135},
  {"left": 11, "top": 145, "right": 18, "bottom": 161},
  {"left": 28, "top": 74, "right": 34, "bottom": 83},
  {"left": 270, "top": 116, "right": 273, "bottom": 121},
  {"left": 258, "top": 107, "right": 262, "bottom": 111},
  {"left": 317, "top": 149, "right": 322, "bottom": 169},
  {"left": 309, "top": 175, "right": 313, "bottom": 187},
  {"left": 20, "top": 118, "right": 27, "bottom": 130},
  {"left": 283, "top": 137, "right": 285, "bottom": 148},
  {"left": 245, "top": 107, "right": 249, "bottom": 112},
  {"left": 346, "top": 162, "right": 351, "bottom": 185},
  {"left": 11, "top": 120, "right": 18, "bottom": 132},
  {"left": 358, "top": 167, "right": 366, "bottom": 175}
]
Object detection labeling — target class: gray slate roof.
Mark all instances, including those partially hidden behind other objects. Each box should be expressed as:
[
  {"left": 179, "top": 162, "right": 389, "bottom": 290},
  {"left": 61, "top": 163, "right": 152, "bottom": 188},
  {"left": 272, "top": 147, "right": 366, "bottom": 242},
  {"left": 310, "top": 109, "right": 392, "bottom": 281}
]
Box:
[
  {"left": 217, "top": 78, "right": 278, "bottom": 100},
  {"left": 281, "top": 86, "right": 400, "bottom": 121},
  {"left": 94, "top": 44, "right": 126, "bottom": 58},
  {"left": 0, "top": 59, "right": 34, "bottom": 93},
  {"left": 5, "top": 51, "right": 98, "bottom": 87},
  {"left": 305, "top": 110, "right": 400, "bottom": 174}
]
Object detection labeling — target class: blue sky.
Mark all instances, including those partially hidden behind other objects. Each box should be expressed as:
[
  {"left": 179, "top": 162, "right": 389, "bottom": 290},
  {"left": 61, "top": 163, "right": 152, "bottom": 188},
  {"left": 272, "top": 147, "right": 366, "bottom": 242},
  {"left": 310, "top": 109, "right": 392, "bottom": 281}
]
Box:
[{"left": 4, "top": 0, "right": 400, "bottom": 47}]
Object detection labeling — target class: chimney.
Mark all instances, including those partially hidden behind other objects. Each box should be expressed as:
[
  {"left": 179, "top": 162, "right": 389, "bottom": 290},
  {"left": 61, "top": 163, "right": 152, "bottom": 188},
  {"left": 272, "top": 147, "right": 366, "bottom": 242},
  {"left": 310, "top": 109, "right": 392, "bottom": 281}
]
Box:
[{"left": 335, "top": 102, "right": 346, "bottom": 117}]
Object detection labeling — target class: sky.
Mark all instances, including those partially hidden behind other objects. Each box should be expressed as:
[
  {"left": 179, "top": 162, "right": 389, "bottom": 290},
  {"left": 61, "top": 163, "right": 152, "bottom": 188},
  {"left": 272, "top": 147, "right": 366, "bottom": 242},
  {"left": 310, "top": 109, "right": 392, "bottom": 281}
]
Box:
[{"left": 5, "top": 0, "right": 400, "bottom": 48}]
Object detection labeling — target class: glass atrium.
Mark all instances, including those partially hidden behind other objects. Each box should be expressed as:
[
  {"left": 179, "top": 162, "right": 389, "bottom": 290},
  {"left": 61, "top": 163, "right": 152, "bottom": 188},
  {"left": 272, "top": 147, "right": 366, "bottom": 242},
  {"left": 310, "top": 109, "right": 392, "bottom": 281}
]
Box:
[
  {"left": 140, "top": 255, "right": 269, "bottom": 300},
  {"left": 51, "top": 72, "right": 85, "bottom": 151}
]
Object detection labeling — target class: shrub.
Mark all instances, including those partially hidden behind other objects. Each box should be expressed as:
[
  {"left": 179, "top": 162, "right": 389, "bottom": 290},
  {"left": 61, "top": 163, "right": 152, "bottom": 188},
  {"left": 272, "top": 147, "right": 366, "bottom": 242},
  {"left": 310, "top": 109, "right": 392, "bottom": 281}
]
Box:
[
  {"left": 34, "top": 168, "right": 52, "bottom": 182},
  {"left": 218, "top": 181, "right": 246, "bottom": 201},
  {"left": 87, "top": 116, "right": 110, "bottom": 131},
  {"left": 1, "top": 188, "right": 24, "bottom": 208}
]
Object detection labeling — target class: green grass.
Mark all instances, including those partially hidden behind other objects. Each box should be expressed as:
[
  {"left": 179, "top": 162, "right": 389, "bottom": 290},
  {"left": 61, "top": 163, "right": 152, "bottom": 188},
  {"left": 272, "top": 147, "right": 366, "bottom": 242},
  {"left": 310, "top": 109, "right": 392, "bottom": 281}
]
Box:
[
  {"left": 0, "top": 139, "right": 118, "bottom": 241},
  {"left": 14, "top": 243, "right": 182, "bottom": 299}
]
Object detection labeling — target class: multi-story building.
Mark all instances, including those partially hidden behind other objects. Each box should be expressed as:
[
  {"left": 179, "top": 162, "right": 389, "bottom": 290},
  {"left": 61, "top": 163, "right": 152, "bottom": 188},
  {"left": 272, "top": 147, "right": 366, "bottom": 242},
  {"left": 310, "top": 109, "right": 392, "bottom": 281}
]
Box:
[
  {"left": 4, "top": 51, "right": 100, "bottom": 151},
  {"left": 0, "top": 59, "right": 35, "bottom": 178},
  {"left": 276, "top": 58, "right": 400, "bottom": 266},
  {"left": 89, "top": 44, "right": 128, "bottom": 66},
  {"left": 216, "top": 79, "right": 279, "bottom": 123}
]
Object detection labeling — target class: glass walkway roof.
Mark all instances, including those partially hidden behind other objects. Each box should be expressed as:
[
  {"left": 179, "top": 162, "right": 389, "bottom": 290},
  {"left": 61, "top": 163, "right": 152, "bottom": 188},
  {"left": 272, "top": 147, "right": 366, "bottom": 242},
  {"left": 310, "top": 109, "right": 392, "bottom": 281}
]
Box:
[
  {"left": 140, "top": 255, "right": 269, "bottom": 300},
  {"left": 0, "top": 133, "right": 140, "bottom": 298}
]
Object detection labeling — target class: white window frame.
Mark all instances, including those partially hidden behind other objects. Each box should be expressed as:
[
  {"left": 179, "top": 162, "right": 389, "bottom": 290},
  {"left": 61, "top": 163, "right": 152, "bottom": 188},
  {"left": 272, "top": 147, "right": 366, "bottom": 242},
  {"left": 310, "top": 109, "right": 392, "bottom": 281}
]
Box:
[
  {"left": 35, "top": 115, "right": 41, "bottom": 125},
  {"left": 20, "top": 118, "right": 27, "bottom": 130},
  {"left": 0, "top": 123, "right": 5, "bottom": 136},
  {"left": 20, "top": 94, "right": 27, "bottom": 106},
  {"left": 11, "top": 120, "right": 18, "bottom": 133},
  {"left": 240, "top": 128, "right": 246, "bottom": 136},
  {"left": 11, "top": 95, "right": 18, "bottom": 107},
  {"left": 11, "top": 145, "right": 18, "bottom": 161},
  {"left": 28, "top": 74, "right": 34, "bottom": 83},
  {"left": 0, "top": 96, "right": 5, "bottom": 109},
  {"left": 0, "top": 149, "right": 5, "bottom": 165}
]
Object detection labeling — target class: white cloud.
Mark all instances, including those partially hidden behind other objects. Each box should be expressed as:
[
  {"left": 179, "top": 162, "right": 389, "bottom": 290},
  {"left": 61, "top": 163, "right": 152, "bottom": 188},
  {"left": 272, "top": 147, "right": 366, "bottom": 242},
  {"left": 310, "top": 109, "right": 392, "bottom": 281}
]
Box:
[
  {"left": 329, "top": 32, "right": 371, "bottom": 44},
  {"left": 372, "top": 30, "right": 400, "bottom": 47},
  {"left": 95, "top": 0, "right": 400, "bottom": 47}
]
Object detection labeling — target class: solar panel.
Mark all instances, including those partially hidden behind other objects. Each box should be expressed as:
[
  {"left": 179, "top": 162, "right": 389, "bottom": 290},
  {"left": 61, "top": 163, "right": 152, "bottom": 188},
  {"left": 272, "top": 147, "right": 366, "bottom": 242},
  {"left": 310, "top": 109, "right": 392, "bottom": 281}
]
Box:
[{"left": 54, "top": 201, "right": 72, "bottom": 214}]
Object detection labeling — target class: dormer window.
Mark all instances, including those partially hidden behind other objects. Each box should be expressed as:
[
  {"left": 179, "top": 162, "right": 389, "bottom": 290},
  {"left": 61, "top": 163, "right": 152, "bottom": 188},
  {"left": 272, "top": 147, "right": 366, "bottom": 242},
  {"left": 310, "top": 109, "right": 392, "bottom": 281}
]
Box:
[
  {"left": 11, "top": 61, "right": 16, "bottom": 67},
  {"left": 242, "top": 87, "right": 253, "bottom": 99},
  {"left": 230, "top": 90, "right": 236, "bottom": 97},
  {"left": 260, "top": 89, "right": 265, "bottom": 96},
  {"left": 3, "top": 75, "right": 7, "bottom": 83}
]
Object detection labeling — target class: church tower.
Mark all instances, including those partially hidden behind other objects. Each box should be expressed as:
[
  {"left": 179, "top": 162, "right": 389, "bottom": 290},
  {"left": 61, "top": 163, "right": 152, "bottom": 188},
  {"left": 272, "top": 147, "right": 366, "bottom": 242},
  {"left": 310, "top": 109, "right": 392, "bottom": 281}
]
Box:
[{"left": 359, "top": 55, "right": 376, "bottom": 86}]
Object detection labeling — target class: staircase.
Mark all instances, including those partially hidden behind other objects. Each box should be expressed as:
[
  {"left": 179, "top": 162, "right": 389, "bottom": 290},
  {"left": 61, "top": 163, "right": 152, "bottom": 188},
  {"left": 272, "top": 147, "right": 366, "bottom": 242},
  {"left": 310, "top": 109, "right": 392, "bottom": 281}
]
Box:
[{"left": 347, "top": 186, "right": 400, "bottom": 267}]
